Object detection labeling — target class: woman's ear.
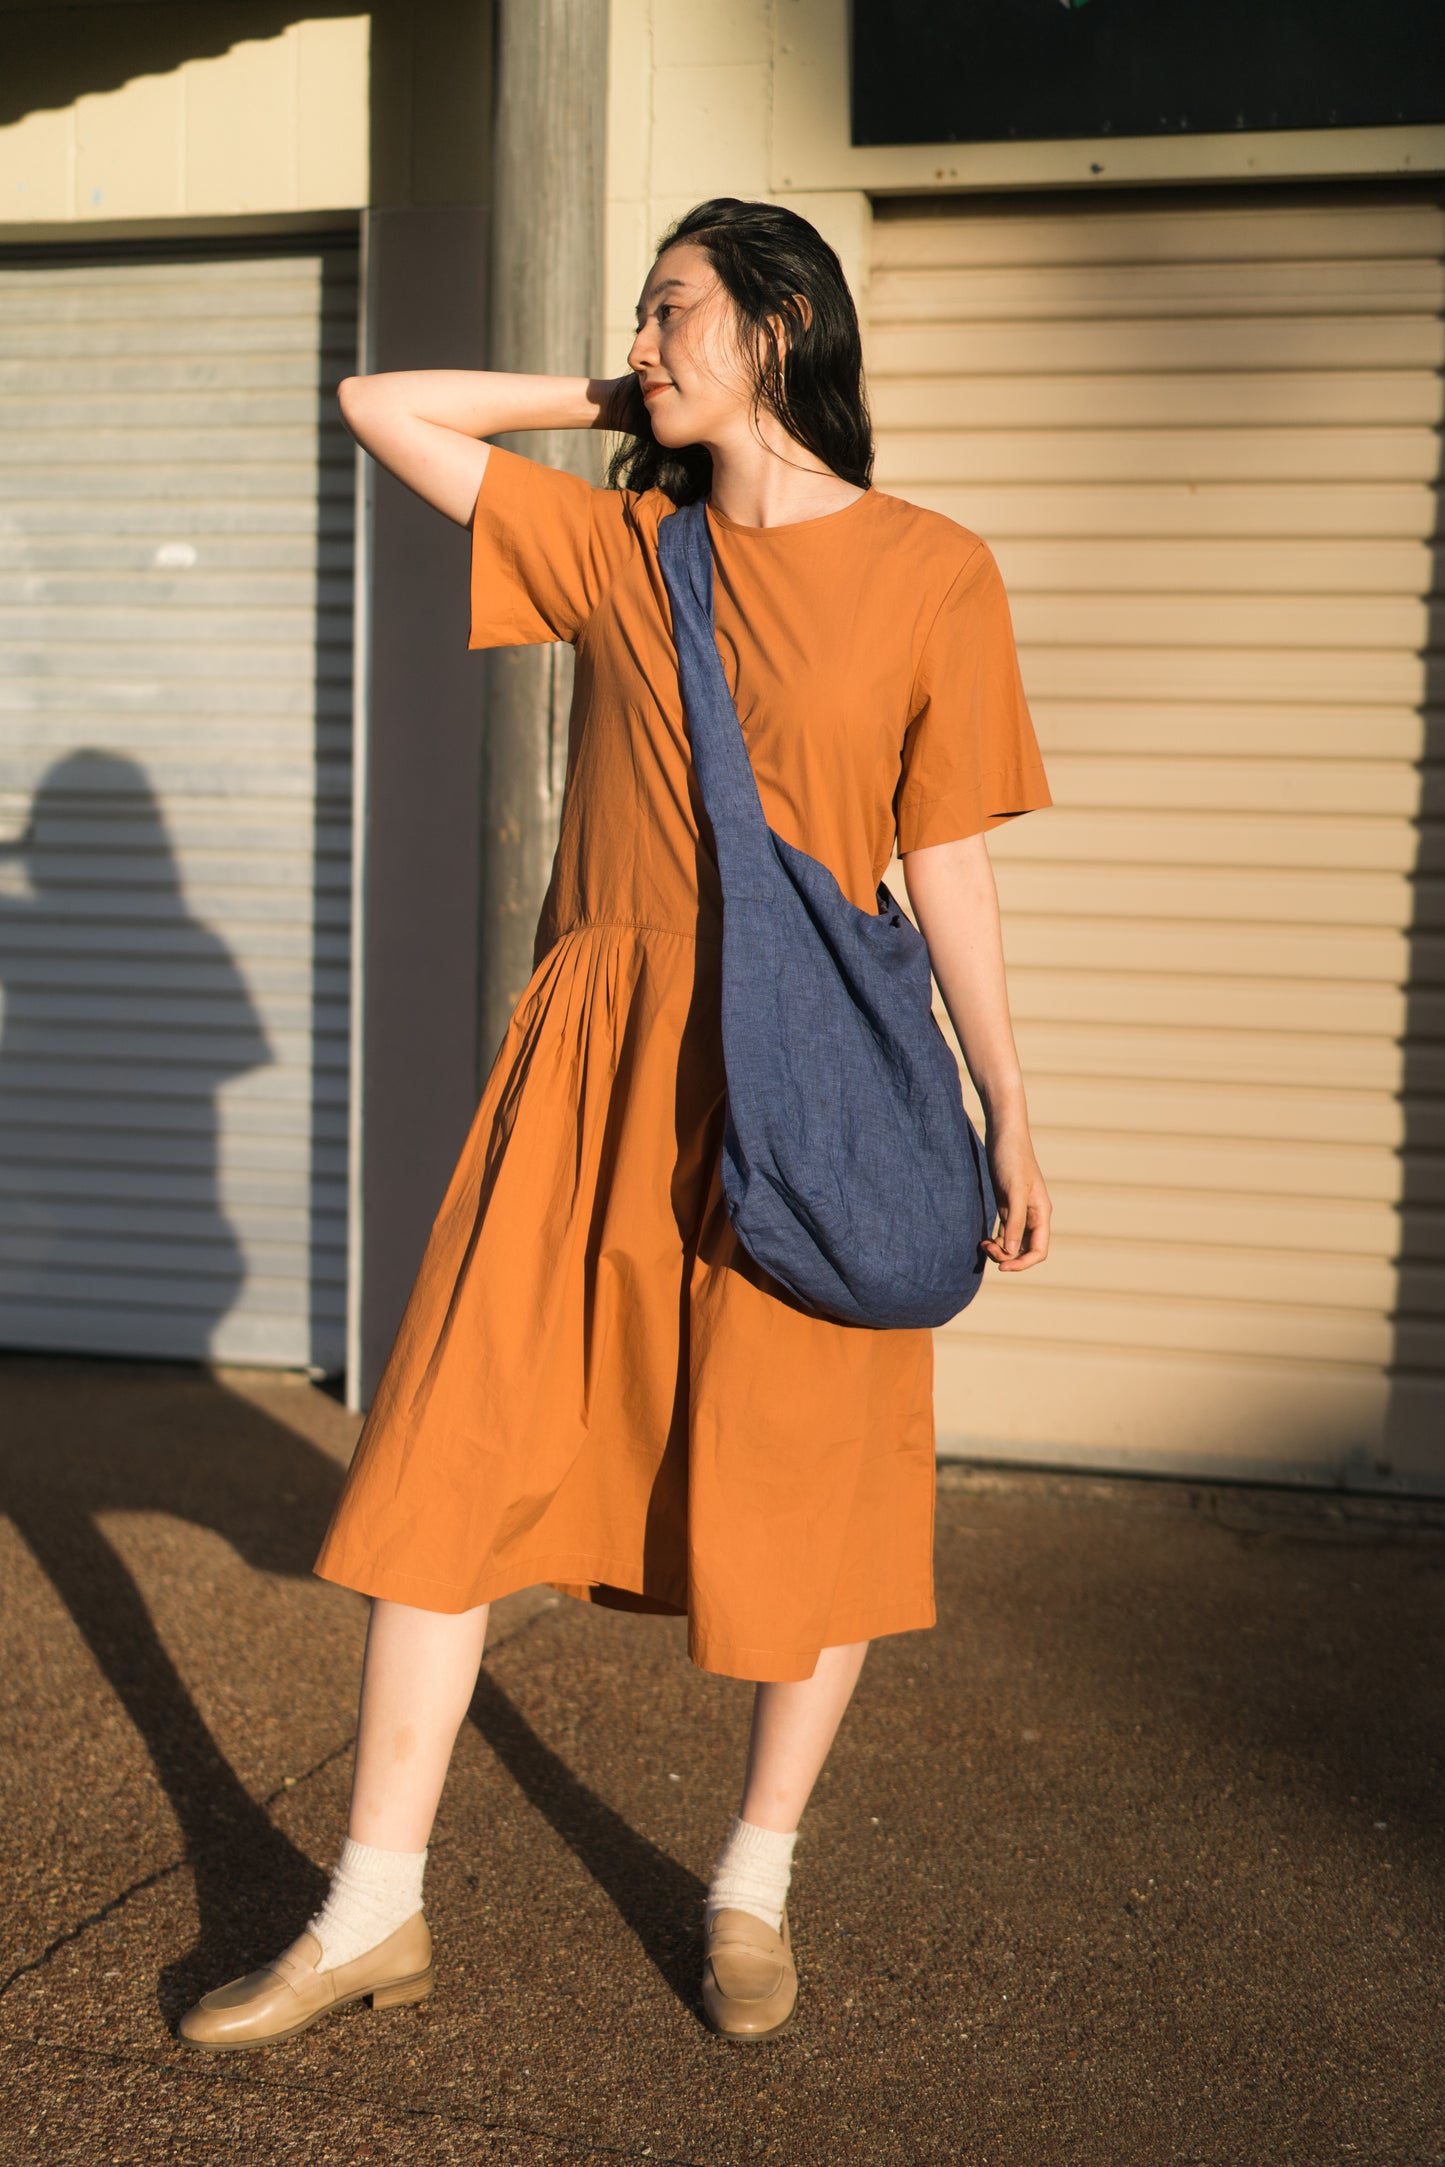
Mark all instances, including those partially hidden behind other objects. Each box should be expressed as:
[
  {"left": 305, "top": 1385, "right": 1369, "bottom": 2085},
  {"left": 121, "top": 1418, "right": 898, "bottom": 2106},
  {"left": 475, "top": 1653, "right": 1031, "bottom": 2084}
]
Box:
[
  {"left": 770, "top": 295, "right": 813, "bottom": 342},
  {"left": 763, "top": 294, "right": 813, "bottom": 361}
]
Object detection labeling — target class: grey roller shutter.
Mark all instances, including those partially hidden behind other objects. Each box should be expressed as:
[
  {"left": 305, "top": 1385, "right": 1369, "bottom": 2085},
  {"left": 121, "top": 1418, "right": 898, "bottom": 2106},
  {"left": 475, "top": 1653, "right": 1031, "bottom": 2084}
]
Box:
[
  {"left": 870, "top": 184, "right": 1444, "bottom": 1489},
  {"left": 0, "top": 240, "right": 357, "bottom": 1370}
]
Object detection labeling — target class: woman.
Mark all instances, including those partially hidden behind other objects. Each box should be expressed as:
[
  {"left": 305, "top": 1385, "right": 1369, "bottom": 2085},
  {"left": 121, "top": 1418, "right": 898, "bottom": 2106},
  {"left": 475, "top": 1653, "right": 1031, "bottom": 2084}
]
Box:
[{"left": 180, "top": 198, "right": 1051, "bottom": 2052}]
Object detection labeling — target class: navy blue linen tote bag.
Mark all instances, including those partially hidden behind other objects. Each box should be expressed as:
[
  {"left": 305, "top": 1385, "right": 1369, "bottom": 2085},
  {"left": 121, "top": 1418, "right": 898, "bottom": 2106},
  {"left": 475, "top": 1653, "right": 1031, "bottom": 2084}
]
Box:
[{"left": 658, "top": 497, "right": 996, "bottom": 1330}]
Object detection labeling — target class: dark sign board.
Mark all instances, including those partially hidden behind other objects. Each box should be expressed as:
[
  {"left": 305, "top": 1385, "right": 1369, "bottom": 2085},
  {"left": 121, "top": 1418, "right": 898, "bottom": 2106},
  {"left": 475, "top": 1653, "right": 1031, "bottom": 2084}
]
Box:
[{"left": 852, "top": 0, "right": 1445, "bottom": 147}]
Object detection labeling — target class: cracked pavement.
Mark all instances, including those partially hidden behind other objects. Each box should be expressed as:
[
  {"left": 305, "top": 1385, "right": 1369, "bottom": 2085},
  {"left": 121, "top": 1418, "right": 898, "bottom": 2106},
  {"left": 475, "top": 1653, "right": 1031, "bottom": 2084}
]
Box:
[{"left": 3, "top": 1353, "right": 1445, "bottom": 2165}]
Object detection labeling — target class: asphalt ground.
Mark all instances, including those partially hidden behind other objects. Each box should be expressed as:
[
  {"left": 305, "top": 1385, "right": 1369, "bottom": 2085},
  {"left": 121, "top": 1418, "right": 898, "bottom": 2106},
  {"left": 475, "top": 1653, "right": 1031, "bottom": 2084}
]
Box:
[{"left": 2, "top": 1352, "right": 1444, "bottom": 2166}]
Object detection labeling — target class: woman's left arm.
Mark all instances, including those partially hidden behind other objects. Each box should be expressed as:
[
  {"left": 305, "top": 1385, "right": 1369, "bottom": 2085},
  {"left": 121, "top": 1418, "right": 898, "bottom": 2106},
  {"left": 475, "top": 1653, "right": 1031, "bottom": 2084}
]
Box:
[{"left": 902, "top": 833, "right": 1051, "bottom": 1272}]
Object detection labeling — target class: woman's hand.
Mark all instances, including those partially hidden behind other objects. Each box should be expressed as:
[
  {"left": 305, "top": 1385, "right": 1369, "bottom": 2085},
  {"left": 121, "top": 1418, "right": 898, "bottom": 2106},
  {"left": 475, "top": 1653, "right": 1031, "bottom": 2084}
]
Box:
[
  {"left": 901, "top": 832, "right": 1052, "bottom": 1278},
  {"left": 336, "top": 369, "right": 638, "bottom": 526},
  {"left": 981, "top": 1121, "right": 1051, "bottom": 1272}
]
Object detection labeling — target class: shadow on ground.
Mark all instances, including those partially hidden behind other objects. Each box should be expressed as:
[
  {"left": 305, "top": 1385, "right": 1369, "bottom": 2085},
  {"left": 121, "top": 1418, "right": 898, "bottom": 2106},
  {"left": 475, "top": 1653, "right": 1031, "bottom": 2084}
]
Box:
[
  {"left": 0, "top": 1357, "right": 704, "bottom": 2035},
  {"left": 3, "top": 1357, "right": 1445, "bottom": 2166}
]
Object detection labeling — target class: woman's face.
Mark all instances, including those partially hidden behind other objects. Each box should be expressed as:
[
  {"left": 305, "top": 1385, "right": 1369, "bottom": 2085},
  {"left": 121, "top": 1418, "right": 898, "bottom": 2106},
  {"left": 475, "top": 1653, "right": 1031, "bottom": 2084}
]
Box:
[{"left": 627, "top": 243, "right": 753, "bottom": 449}]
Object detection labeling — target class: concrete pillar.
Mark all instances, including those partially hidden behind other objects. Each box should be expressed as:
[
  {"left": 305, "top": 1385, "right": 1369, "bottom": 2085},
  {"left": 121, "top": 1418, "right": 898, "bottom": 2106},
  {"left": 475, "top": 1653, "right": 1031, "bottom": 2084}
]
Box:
[
  {"left": 479, "top": 0, "right": 610, "bottom": 1063},
  {"left": 346, "top": 0, "right": 494, "bottom": 1409},
  {"left": 348, "top": 204, "right": 490, "bottom": 1408}
]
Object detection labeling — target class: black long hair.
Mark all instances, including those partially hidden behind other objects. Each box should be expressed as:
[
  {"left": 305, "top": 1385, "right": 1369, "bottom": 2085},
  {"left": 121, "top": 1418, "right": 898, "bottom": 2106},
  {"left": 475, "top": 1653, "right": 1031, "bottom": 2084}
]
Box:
[{"left": 605, "top": 197, "right": 874, "bottom": 506}]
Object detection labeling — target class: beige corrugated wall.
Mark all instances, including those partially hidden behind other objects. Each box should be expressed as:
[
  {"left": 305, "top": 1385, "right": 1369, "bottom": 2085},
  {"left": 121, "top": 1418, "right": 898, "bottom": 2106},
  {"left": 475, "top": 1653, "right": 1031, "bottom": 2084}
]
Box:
[{"left": 870, "top": 185, "right": 1445, "bottom": 1491}]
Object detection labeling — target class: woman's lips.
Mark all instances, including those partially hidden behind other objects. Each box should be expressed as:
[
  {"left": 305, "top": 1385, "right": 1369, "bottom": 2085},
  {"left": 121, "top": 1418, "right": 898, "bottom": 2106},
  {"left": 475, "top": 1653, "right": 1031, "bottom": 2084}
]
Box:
[{"left": 641, "top": 382, "right": 672, "bottom": 401}]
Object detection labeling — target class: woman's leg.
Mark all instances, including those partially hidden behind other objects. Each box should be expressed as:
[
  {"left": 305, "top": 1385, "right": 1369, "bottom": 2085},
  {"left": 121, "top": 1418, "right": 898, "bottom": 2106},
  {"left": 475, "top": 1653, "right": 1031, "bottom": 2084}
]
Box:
[
  {"left": 700, "top": 1642, "right": 869, "bottom": 2037},
  {"left": 706, "top": 1640, "right": 869, "bottom": 1939},
  {"left": 739, "top": 1639, "right": 869, "bottom": 1831},
  {"left": 348, "top": 1597, "right": 491, "bottom": 1849},
  {"left": 298, "top": 1597, "right": 490, "bottom": 1973},
  {"left": 178, "top": 1597, "right": 490, "bottom": 2043}
]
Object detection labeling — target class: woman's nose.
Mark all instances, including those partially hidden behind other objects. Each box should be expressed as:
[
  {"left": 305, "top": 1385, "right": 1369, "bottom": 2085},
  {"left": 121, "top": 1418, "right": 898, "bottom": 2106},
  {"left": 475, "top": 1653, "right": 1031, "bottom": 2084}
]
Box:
[{"left": 627, "top": 323, "right": 656, "bottom": 371}]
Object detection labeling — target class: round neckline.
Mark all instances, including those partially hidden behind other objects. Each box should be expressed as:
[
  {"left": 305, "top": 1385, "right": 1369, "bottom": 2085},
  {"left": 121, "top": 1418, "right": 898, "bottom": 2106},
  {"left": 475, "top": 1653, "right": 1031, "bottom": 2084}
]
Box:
[{"left": 704, "top": 487, "right": 874, "bottom": 537}]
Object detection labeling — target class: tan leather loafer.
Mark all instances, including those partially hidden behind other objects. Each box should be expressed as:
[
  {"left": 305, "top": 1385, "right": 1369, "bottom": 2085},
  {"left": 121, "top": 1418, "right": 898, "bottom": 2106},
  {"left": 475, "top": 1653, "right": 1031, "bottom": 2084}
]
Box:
[
  {"left": 178, "top": 1912, "right": 433, "bottom": 2053},
  {"left": 701, "top": 1906, "right": 797, "bottom": 2041}
]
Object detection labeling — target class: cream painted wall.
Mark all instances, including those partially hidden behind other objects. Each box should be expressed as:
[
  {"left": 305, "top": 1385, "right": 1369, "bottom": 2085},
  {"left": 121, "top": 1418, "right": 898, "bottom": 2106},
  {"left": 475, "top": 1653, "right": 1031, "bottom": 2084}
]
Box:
[
  {"left": 603, "top": 0, "right": 872, "bottom": 370},
  {"left": 0, "top": 16, "right": 369, "bottom": 224}
]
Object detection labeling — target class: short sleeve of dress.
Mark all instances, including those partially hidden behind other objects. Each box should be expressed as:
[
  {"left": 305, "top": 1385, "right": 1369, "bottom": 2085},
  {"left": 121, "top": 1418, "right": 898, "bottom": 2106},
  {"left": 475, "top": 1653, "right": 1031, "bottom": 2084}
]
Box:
[
  {"left": 894, "top": 539, "right": 1052, "bottom": 853},
  {"left": 468, "top": 443, "right": 631, "bottom": 650}
]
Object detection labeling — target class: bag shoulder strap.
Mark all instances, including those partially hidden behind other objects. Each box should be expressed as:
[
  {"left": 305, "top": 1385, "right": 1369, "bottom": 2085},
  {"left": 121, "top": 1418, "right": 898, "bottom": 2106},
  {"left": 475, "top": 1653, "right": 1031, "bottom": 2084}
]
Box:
[{"left": 657, "top": 501, "right": 771, "bottom": 874}]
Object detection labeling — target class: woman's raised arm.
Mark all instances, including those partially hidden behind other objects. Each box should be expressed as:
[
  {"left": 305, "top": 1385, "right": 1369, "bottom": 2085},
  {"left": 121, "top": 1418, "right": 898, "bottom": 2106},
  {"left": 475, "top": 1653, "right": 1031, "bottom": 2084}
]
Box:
[{"left": 336, "top": 370, "right": 633, "bottom": 526}]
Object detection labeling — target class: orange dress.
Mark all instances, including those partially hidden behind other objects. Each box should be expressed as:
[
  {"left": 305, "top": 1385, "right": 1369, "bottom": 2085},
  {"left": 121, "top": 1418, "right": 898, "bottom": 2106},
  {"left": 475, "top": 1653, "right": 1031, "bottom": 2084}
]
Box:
[{"left": 314, "top": 448, "right": 1050, "bottom": 1681}]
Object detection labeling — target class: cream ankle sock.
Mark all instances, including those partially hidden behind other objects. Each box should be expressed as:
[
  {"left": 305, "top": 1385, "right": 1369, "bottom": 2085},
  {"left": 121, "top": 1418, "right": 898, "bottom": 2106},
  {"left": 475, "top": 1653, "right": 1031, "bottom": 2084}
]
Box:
[
  {"left": 306, "top": 1837, "right": 427, "bottom": 1972},
  {"left": 706, "top": 1816, "right": 797, "bottom": 1935}
]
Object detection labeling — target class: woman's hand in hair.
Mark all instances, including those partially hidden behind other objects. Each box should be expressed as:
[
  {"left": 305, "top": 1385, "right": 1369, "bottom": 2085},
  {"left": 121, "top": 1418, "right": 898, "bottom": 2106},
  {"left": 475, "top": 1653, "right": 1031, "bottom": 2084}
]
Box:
[{"left": 336, "top": 371, "right": 637, "bottom": 525}]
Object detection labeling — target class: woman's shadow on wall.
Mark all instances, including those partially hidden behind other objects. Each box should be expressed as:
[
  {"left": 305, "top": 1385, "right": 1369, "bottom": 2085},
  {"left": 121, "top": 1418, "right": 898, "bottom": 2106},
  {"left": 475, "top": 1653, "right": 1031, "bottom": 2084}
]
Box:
[{"left": 0, "top": 751, "right": 262, "bottom": 1359}]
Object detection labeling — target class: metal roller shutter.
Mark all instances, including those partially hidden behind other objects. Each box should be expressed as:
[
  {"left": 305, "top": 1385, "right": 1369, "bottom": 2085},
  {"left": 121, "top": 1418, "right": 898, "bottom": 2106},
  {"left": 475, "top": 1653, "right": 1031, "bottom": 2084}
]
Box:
[
  {"left": 0, "top": 240, "right": 357, "bottom": 1371},
  {"left": 870, "top": 185, "right": 1444, "bottom": 1490}
]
